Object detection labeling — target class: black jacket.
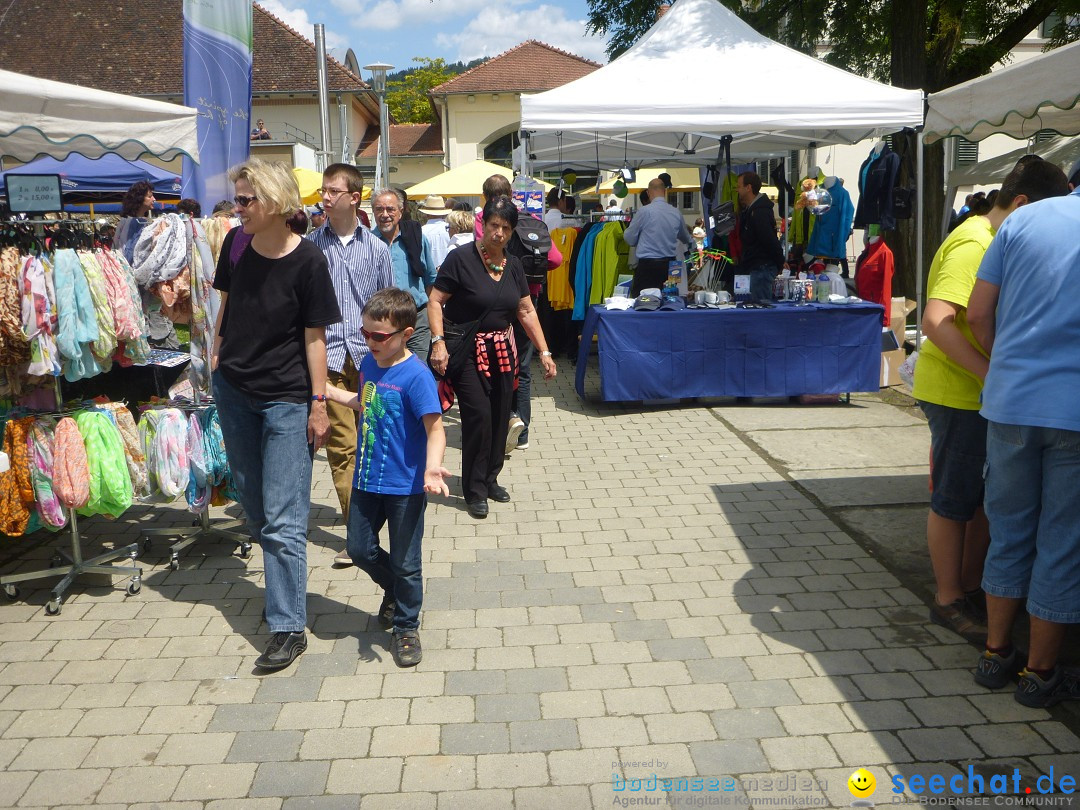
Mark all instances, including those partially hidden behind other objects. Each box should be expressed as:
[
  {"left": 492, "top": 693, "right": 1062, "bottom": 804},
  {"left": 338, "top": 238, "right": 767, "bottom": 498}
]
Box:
[{"left": 738, "top": 194, "right": 783, "bottom": 270}]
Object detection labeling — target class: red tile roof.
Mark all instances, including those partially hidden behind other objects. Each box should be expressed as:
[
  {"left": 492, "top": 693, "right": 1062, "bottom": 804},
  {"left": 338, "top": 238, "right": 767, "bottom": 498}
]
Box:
[
  {"left": 356, "top": 124, "right": 444, "bottom": 159},
  {"left": 0, "top": 1, "right": 366, "bottom": 96},
  {"left": 431, "top": 40, "right": 600, "bottom": 95}
]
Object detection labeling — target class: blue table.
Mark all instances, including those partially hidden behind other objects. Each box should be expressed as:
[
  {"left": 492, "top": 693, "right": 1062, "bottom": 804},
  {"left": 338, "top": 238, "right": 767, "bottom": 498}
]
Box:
[{"left": 574, "top": 301, "right": 885, "bottom": 402}]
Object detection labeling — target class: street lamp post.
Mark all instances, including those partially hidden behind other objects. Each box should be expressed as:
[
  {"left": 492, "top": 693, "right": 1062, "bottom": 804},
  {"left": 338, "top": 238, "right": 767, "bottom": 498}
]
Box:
[{"left": 364, "top": 62, "right": 394, "bottom": 191}]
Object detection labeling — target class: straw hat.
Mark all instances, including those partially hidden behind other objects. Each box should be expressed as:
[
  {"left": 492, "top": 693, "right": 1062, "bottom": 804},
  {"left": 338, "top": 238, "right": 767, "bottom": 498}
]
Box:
[{"left": 418, "top": 195, "right": 451, "bottom": 215}]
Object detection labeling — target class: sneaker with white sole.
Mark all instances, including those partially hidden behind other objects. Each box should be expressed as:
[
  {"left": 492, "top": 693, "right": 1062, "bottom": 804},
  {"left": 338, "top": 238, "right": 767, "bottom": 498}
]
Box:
[
  {"left": 1015, "top": 667, "right": 1080, "bottom": 708},
  {"left": 333, "top": 550, "right": 353, "bottom": 566},
  {"left": 505, "top": 414, "right": 525, "bottom": 454}
]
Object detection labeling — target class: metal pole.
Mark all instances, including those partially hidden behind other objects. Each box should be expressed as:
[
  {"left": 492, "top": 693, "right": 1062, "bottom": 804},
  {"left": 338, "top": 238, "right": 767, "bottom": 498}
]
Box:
[
  {"left": 337, "top": 95, "right": 350, "bottom": 164},
  {"left": 915, "top": 129, "right": 925, "bottom": 350},
  {"left": 314, "top": 24, "right": 332, "bottom": 171},
  {"left": 378, "top": 90, "right": 390, "bottom": 189}
]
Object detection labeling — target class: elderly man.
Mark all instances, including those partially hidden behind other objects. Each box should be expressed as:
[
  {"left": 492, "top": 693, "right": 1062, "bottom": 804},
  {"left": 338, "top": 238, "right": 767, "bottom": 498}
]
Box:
[
  {"left": 419, "top": 195, "right": 452, "bottom": 270},
  {"left": 307, "top": 164, "right": 394, "bottom": 565},
  {"left": 308, "top": 204, "right": 326, "bottom": 231},
  {"left": 371, "top": 188, "right": 438, "bottom": 364},
  {"left": 623, "top": 178, "right": 691, "bottom": 296}
]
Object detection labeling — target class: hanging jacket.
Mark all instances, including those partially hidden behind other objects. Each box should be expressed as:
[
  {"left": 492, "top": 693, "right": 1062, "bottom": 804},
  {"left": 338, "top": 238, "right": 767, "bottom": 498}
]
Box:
[
  {"left": 855, "top": 239, "right": 894, "bottom": 326},
  {"left": 854, "top": 146, "right": 901, "bottom": 231},
  {"left": 806, "top": 180, "right": 855, "bottom": 262}
]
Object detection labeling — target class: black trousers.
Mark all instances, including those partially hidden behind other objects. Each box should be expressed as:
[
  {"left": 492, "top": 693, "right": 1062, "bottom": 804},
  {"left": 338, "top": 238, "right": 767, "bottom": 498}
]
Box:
[
  {"left": 631, "top": 257, "right": 675, "bottom": 296},
  {"left": 451, "top": 351, "right": 515, "bottom": 504}
]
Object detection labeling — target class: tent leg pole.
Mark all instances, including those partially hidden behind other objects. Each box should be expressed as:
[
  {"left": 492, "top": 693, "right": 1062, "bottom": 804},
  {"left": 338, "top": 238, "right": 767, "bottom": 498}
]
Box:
[{"left": 915, "top": 130, "right": 925, "bottom": 351}]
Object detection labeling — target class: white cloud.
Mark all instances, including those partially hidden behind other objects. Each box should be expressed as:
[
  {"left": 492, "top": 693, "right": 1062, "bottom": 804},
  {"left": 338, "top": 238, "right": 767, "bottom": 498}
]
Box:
[
  {"left": 434, "top": 4, "right": 608, "bottom": 64},
  {"left": 259, "top": 0, "right": 348, "bottom": 49},
  {"left": 334, "top": 0, "right": 496, "bottom": 32}
]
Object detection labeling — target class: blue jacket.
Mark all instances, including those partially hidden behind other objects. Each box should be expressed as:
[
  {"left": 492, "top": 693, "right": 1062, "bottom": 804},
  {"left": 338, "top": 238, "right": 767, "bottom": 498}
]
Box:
[{"left": 807, "top": 180, "right": 854, "bottom": 262}]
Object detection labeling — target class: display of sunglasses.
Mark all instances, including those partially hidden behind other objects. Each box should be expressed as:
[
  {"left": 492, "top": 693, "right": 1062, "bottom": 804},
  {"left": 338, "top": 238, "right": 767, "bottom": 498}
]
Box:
[
  {"left": 233, "top": 195, "right": 258, "bottom": 208},
  {"left": 361, "top": 327, "right": 404, "bottom": 342}
]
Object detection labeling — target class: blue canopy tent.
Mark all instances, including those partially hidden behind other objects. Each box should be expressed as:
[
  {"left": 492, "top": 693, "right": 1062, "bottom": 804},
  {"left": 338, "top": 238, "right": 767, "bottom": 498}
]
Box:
[{"left": 1, "top": 153, "right": 182, "bottom": 208}]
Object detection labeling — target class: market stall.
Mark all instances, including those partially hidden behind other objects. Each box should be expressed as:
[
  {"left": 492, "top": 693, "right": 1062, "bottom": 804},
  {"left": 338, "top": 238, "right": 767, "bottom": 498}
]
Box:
[
  {"left": 404, "top": 159, "right": 553, "bottom": 200},
  {"left": 575, "top": 302, "right": 884, "bottom": 401},
  {"left": 0, "top": 153, "right": 182, "bottom": 205}
]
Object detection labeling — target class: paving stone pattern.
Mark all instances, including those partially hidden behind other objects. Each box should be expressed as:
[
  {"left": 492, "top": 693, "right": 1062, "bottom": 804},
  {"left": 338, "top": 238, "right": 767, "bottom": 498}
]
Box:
[{"left": 0, "top": 374, "right": 1077, "bottom": 808}]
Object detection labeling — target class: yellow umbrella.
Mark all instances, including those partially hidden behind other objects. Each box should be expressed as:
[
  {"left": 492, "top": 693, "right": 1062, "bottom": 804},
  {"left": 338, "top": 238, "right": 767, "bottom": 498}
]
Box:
[
  {"left": 292, "top": 167, "right": 371, "bottom": 205},
  {"left": 596, "top": 167, "right": 700, "bottom": 193},
  {"left": 404, "top": 159, "right": 552, "bottom": 200}
]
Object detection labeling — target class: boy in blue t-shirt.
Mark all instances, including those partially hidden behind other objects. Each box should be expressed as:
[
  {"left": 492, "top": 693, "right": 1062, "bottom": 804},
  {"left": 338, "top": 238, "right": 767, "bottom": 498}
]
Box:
[{"left": 325, "top": 287, "right": 449, "bottom": 667}]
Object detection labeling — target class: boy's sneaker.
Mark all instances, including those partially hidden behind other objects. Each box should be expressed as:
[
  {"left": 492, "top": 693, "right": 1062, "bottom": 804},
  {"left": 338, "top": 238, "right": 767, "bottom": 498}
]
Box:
[
  {"left": 377, "top": 591, "right": 395, "bottom": 629},
  {"left": 333, "top": 550, "right": 353, "bottom": 566},
  {"left": 516, "top": 438, "right": 529, "bottom": 450},
  {"left": 974, "top": 647, "right": 1024, "bottom": 689},
  {"left": 391, "top": 629, "right": 422, "bottom": 667},
  {"left": 505, "top": 414, "right": 525, "bottom": 454},
  {"left": 1015, "top": 667, "right": 1080, "bottom": 708},
  {"left": 930, "top": 597, "right": 987, "bottom": 642}
]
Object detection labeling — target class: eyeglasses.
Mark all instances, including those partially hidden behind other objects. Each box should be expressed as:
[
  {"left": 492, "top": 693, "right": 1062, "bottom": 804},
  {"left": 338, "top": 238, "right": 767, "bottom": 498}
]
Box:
[
  {"left": 372, "top": 206, "right": 400, "bottom": 214},
  {"left": 318, "top": 187, "right": 351, "bottom": 199},
  {"left": 233, "top": 195, "right": 258, "bottom": 208},
  {"left": 361, "top": 327, "right": 404, "bottom": 343}
]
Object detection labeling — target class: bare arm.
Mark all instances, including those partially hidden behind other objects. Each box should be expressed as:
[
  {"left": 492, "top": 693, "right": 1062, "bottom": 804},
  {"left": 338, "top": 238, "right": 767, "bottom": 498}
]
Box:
[
  {"left": 325, "top": 382, "right": 359, "bottom": 411},
  {"left": 427, "top": 287, "right": 451, "bottom": 377},
  {"left": 304, "top": 326, "right": 330, "bottom": 450},
  {"left": 966, "top": 279, "right": 1001, "bottom": 356},
  {"left": 517, "top": 296, "right": 557, "bottom": 380},
  {"left": 923, "top": 298, "right": 989, "bottom": 380},
  {"left": 423, "top": 412, "right": 451, "bottom": 496}
]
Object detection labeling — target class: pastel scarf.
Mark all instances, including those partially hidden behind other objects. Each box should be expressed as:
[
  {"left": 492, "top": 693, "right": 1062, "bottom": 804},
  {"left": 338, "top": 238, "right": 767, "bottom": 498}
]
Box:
[
  {"left": 53, "top": 416, "right": 90, "bottom": 510},
  {"left": 28, "top": 417, "right": 66, "bottom": 530},
  {"left": 52, "top": 249, "right": 103, "bottom": 381},
  {"left": 74, "top": 410, "right": 133, "bottom": 519}
]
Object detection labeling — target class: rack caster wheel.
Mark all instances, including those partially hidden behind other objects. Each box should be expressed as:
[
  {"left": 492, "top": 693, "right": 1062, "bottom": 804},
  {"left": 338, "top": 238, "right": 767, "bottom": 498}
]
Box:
[
  {"left": 3, "top": 584, "right": 19, "bottom": 600},
  {"left": 239, "top": 542, "right": 252, "bottom": 559},
  {"left": 143, "top": 538, "right": 153, "bottom": 554},
  {"left": 49, "top": 554, "right": 63, "bottom": 568},
  {"left": 127, "top": 579, "right": 141, "bottom": 596},
  {"left": 45, "top": 598, "right": 62, "bottom": 616},
  {"left": 168, "top": 554, "right": 180, "bottom": 571}
]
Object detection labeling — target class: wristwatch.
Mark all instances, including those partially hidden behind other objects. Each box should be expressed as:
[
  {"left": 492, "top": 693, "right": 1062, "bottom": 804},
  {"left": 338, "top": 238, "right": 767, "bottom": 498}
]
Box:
[
  {"left": 431, "top": 335, "right": 445, "bottom": 343},
  {"left": 540, "top": 351, "right": 553, "bottom": 357}
]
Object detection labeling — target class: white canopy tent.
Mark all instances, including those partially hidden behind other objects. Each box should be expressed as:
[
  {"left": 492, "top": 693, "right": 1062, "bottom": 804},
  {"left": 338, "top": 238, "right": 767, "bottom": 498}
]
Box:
[
  {"left": 946, "top": 135, "right": 1080, "bottom": 188},
  {"left": 914, "top": 42, "right": 1080, "bottom": 346},
  {"left": 0, "top": 69, "right": 200, "bottom": 164},
  {"left": 519, "top": 0, "right": 923, "bottom": 170}
]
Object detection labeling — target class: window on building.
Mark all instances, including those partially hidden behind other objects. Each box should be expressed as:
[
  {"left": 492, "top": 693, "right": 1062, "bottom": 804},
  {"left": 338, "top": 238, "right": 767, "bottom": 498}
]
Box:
[
  {"left": 1034, "top": 129, "right": 1057, "bottom": 144},
  {"left": 1041, "top": 12, "right": 1061, "bottom": 38},
  {"left": 956, "top": 138, "right": 979, "bottom": 166},
  {"left": 682, "top": 191, "right": 694, "bottom": 209},
  {"left": 484, "top": 131, "right": 519, "bottom": 168}
]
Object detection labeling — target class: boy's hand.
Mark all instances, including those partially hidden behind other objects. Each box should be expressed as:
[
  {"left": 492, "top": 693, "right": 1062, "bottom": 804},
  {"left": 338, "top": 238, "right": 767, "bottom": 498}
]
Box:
[{"left": 423, "top": 466, "right": 451, "bottom": 497}]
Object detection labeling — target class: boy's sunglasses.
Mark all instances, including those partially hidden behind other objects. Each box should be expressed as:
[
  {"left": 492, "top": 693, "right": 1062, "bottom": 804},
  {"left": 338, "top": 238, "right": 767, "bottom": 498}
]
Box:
[{"left": 361, "top": 327, "right": 404, "bottom": 343}]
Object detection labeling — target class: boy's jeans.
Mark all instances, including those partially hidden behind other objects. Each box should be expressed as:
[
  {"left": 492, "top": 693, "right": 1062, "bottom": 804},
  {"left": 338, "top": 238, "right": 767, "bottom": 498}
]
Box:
[
  {"left": 347, "top": 489, "right": 426, "bottom": 631},
  {"left": 212, "top": 370, "right": 314, "bottom": 634}
]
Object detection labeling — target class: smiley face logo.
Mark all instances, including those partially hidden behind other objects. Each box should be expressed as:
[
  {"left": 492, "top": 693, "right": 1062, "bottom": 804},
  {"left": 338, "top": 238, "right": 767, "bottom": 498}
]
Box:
[{"left": 848, "top": 769, "right": 876, "bottom": 798}]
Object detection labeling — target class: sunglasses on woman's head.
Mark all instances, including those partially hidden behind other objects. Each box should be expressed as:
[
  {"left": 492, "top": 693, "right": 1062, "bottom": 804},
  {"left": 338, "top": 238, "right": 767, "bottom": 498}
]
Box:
[
  {"left": 233, "top": 195, "right": 258, "bottom": 208},
  {"left": 361, "top": 327, "right": 404, "bottom": 343}
]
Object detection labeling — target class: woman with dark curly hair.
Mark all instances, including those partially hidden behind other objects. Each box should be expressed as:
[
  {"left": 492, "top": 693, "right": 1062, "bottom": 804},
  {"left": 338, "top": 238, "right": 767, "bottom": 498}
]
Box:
[{"left": 121, "top": 180, "right": 156, "bottom": 218}]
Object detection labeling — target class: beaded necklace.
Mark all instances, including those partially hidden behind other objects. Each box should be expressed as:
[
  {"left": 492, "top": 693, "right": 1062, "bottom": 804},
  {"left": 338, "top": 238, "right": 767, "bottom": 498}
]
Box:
[{"left": 477, "top": 240, "right": 506, "bottom": 275}]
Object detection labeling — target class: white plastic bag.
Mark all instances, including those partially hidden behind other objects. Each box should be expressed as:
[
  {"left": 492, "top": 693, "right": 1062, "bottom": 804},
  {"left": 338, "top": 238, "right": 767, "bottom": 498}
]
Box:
[{"left": 898, "top": 350, "right": 918, "bottom": 388}]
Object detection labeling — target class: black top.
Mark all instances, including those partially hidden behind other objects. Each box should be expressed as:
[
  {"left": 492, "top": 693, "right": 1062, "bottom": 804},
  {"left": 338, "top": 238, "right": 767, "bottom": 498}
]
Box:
[
  {"left": 213, "top": 229, "right": 342, "bottom": 402},
  {"left": 435, "top": 242, "right": 529, "bottom": 331},
  {"left": 738, "top": 193, "right": 784, "bottom": 271}
]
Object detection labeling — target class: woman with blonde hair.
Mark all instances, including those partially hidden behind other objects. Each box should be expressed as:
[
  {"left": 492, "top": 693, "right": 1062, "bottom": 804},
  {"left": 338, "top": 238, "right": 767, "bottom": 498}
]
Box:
[{"left": 211, "top": 158, "right": 342, "bottom": 670}]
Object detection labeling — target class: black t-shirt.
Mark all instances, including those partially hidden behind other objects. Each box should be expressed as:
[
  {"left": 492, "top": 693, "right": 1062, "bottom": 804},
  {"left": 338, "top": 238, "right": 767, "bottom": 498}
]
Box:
[
  {"left": 214, "top": 229, "right": 342, "bottom": 402},
  {"left": 434, "top": 242, "right": 529, "bottom": 331}
]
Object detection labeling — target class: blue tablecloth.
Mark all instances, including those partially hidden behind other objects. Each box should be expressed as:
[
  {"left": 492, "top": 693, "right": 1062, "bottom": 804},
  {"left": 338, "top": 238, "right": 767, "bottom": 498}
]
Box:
[{"left": 575, "top": 301, "right": 885, "bottom": 401}]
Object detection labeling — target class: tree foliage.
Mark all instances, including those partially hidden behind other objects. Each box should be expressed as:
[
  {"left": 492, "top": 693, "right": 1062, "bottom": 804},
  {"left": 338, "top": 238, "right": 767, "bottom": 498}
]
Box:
[{"left": 385, "top": 57, "right": 458, "bottom": 124}]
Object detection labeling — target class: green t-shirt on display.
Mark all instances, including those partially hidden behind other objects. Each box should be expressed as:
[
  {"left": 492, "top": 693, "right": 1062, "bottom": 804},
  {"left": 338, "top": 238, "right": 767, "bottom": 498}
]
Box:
[{"left": 911, "top": 216, "right": 994, "bottom": 411}]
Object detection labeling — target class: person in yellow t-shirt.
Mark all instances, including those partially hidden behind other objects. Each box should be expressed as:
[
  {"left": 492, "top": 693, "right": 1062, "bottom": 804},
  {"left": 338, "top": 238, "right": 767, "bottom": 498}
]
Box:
[{"left": 912, "top": 158, "right": 1066, "bottom": 642}]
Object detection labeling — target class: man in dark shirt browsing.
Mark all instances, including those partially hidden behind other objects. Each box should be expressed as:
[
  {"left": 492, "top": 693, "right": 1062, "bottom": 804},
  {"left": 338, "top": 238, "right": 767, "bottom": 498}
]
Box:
[
  {"left": 736, "top": 171, "right": 784, "bottom": 302},
  {"left": 623, "top": 178, "right": 692, "bottom": 296}
]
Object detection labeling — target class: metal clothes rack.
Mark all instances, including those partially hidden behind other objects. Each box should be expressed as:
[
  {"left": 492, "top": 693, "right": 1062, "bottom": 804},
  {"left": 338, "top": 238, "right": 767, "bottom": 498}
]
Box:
[
  {"left": 139, "top": 217, "right": 251, "bottom": 570},
  {"left": 0, "top": 390, "right": 141, "bottom": 615}
]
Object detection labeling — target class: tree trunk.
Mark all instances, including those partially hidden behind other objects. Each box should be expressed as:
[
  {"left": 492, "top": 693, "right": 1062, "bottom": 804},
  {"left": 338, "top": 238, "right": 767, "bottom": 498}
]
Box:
[{"left": 885, "top": 137, "right": 946, "bottom": 301}]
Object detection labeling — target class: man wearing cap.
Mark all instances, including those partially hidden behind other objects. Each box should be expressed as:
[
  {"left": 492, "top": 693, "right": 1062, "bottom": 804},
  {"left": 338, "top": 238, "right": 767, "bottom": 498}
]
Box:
[
  {"left": 623, "top": 178, "right": 692, "bottom": 296},
  {"left": 308, "top": 204, "right": 326, "bottom": 231},
  {"left": 307, "top": 164, "right": 394, "bottom": 563},
  {"left": 419, "top": 195, "right": 452, "bottom": 270}
]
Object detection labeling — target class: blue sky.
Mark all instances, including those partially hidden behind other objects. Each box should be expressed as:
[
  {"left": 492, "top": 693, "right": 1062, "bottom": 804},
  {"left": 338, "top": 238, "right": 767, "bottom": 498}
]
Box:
[{"left": 259, "top": 0, "right": 611, "bottom": 74}]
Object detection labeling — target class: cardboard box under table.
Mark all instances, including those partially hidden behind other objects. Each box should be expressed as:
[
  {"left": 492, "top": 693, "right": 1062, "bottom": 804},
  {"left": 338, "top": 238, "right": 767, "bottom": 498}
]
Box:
[
  {"left": 880, "top": 297, "right": 918, "bottom": 387},
  {"left": 575, "top": 301, "right": 885, "bottom": 402}
]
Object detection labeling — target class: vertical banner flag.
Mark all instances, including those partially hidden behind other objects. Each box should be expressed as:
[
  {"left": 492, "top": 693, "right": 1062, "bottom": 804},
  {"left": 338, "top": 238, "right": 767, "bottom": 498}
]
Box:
[{"left": 181, "top": 0, "right": 253, "bottom": 212}]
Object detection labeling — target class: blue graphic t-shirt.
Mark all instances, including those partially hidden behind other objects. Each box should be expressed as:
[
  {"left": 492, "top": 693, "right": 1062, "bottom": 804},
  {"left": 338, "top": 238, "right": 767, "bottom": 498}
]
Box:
[{"left": 353, "top": 353, "right": 441, "bottom": 495}]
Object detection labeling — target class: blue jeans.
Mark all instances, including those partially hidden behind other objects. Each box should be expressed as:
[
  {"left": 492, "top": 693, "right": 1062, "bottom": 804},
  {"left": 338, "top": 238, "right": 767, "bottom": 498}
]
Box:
[
  {"left": 347, "top": 489, "right": 426, "bottom": 631},
  {"left": 513, "top": 334, "right": 534, "bottom": 444},
  {"left": 213, "top": 370, "right": 314, "bottom": 634},
  {"left": 982, "top": 421, "right": 1080, "bottom": 623}
]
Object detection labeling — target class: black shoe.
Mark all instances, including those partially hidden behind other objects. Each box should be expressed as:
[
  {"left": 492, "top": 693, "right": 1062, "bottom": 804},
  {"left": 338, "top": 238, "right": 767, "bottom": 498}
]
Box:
[
  {"left": 489, "top": 485, "right": 511, "bottom": 503},
  {"left": 466, "top": 499, "right": 488, "bottom": 519},
  {"left": 391, "top": 629, "right": 423, "bottom": 667},
  {"left": 254, "top": 631, "right": 307, "bottom": 671},
  {"left": 377, "top": 591, "right": 395, "bottom": 629},
  {"left": 974, "top": 647, "right": 1024, "bottom": 690},
  {"left": 1015, "top": 667, "right": 1080, "bottom": 708}
]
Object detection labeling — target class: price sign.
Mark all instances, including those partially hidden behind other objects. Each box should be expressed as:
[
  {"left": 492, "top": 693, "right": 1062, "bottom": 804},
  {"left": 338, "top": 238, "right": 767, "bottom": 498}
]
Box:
[{"left": 4, "top": 174, "right": 62, "bottom": 213}]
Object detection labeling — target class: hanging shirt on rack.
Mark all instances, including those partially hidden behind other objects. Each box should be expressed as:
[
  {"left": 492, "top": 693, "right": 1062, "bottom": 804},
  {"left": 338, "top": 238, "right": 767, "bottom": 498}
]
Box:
[
  {"left": 548, "top": 227, "right": 577, "bottom": 311},
  {"left": 806, "top": 180, "right": 854, "bottom": 262},
  {"left": 854, "top": 239, "right": 894, "bottom": 327},
  {"left": 854, "top": 144, "right": 901, "bottom": 231}
]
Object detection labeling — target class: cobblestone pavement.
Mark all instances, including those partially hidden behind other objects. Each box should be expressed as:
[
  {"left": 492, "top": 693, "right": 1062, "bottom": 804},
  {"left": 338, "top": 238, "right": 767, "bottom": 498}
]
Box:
[{"left": 0, "top": 366, "right": 1078, "bottom": 809}]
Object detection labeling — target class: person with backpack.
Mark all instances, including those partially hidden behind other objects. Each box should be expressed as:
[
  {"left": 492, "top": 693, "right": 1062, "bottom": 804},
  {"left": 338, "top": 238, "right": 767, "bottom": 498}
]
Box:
[{"left": 474, "top": 174, "right": 562, "bottom": 452}]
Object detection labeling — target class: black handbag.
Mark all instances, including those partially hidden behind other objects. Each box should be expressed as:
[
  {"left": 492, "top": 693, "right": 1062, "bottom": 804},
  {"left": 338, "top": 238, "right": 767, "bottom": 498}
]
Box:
[{"left": 430, "top": 298, "right": 499, "bottom": 381}]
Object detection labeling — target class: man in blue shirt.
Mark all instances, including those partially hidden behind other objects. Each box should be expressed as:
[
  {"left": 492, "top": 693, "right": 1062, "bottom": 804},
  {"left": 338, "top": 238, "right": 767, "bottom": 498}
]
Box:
[
  {"left": 371, "top": 189, "right": 438, "bottom": 364},
  {"left": 623, "top": 178, "right": 691, "bottom": 295},
  {"left": 308, "top": 165, "right": 394, "bottom": 563},
  {"left": 967, "top": 165, "right": 1078, "bottom": 709}
]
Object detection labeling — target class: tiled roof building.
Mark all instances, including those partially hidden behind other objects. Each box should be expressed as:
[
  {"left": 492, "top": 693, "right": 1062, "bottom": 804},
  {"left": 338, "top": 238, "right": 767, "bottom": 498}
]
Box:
[
  {"left": 356, "top": 124, "right": 443, "bottom": 159},
  {"left": 431, "top": 40, "right": 600, "bottom": 95}
]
